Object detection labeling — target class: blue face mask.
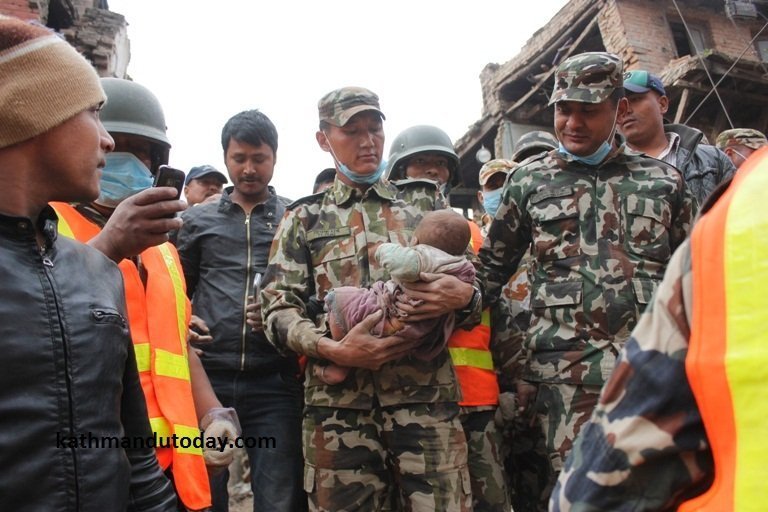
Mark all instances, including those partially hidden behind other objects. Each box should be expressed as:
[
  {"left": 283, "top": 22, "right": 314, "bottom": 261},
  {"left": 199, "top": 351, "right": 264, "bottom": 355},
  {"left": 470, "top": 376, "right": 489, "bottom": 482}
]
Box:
[
  {"left": 95, "top": 152, "right": 154, "bottom": 208},
  {"left": 557, "top": 141, "right": 612, "bottom": 166},
  {"left": 337, "top": 159, "right": 387, "bottom": 186},
  {"left": 482, "top": 188, "right": 503, "bottom": 218}
]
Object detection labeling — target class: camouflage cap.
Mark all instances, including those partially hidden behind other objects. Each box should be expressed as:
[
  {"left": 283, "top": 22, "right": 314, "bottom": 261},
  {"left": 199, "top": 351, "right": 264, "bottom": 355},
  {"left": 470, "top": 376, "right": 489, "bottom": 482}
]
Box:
[
  {"left": 715, "top": 128, "right": 768, "bottom": 150},
  {"left": 511, "top": 130, "right": 559, "bottom": 161},
  {"left": 549, "top": 52, "right": 623, "bottom": 106},
  {"left": 318, "top": 86, "right": 385, "bottom": 127},
  {"left": 478, "top": 158, "right": 516, "bottom": 186}
]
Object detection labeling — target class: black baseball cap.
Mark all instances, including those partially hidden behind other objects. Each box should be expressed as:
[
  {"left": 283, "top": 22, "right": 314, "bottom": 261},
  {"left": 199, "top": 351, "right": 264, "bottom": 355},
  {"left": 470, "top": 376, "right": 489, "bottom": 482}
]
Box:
[{"left": 185, "top": 165, "right": 227, "bottom": 186}]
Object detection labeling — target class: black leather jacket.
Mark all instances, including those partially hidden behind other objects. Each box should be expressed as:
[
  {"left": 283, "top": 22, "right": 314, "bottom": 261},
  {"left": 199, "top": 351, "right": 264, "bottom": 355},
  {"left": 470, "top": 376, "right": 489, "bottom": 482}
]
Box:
[
  {"left": 0, "top": 208, "right": 176, "bottom": 511},
  {"left": 176, "top": 187, "right": 298, "bottom": 374},
  {"left": 665, "top": 123, "right": 736, "bottom": 205}
]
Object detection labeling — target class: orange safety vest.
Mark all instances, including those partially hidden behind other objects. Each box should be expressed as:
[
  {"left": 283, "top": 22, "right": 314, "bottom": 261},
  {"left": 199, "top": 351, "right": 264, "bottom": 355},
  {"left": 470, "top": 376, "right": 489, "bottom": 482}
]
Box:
[
  {"left": 51, "top": 202, "right": 211, "bottom": 510},
  {"left": 680, "top": 147, "right": 768, "bottom": 512},
  {"left": 446, "top": 221, "right": 500, "bottom": 407}
]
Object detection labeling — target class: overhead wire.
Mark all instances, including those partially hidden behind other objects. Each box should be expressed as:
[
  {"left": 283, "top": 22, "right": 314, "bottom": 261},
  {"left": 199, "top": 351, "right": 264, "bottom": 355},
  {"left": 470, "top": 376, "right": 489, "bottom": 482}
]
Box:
[{"left": 671, "top": 0, "right": 734, "bottom": 128}]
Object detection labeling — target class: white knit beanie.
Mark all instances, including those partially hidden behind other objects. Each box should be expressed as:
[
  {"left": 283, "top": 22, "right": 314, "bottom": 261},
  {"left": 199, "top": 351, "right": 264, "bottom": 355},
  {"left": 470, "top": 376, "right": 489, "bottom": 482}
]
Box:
[{"left": 0, "top": 15, "right": 106, "bottom": 148}]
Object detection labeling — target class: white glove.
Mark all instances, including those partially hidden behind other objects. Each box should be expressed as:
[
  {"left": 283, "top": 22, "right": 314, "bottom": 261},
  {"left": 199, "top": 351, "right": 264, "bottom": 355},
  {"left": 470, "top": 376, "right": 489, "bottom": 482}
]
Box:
[{"left": 200, "top": 407, "right": 241, "bottom": 468}]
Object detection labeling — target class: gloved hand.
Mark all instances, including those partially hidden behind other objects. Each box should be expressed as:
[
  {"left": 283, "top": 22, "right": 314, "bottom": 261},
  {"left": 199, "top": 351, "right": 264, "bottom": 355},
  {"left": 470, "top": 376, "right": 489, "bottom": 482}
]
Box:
[
  {"left": 494, "top": 391, "right": 517, "bottom": 428},
  {"left": 200, "top": 407, "right": 241, "bottom": 469}
]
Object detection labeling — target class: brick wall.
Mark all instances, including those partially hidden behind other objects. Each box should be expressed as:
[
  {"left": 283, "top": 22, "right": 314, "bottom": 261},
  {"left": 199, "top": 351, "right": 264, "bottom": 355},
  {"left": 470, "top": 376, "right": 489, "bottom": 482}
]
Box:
[
  {"left": 607, "top": 0, "right": 762, "bottom": 74},
  {"left": 0, "top": 0, "right": 42, "bottom": 20}
]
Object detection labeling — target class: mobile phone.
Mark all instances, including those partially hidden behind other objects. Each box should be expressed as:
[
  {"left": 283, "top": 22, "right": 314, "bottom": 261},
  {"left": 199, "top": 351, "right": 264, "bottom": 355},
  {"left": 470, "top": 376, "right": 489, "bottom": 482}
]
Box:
[
  {"left": 251, "top": 273, "right": 262, "bottom": 304},
  {"left": 153, "top": 165, "right": 185, "bottom": 200}
]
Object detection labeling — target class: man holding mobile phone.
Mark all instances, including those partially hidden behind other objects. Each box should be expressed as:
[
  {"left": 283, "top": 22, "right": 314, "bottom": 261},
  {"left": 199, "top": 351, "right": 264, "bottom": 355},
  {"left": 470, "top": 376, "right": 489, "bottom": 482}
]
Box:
[
  {"left": 51, "top": 78, "right": 241, "bottom": 512},
  {"left": 175, "top": 110, "right": 305, "bottom": 512}
]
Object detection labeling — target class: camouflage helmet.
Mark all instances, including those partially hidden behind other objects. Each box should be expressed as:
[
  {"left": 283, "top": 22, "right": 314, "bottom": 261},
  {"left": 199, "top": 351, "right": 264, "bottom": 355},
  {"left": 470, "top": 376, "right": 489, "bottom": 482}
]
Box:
[
  {"left": 100, "top": 78, "right": 170, "bottom": 147},
  {"left": 511, "top": 130, "right": 559, "bottom": 161},
  {"left": 549, "top": 52, "right": 623, "bottom": 105},
  {"left": 386, "top": 125, "right": 461, "bottom": 187},
  {"left": 318, "top": 86, "right": 385, "bottom": 127},
  {"left": 716, "top": 128, "right": 767, "bottom": 150}
]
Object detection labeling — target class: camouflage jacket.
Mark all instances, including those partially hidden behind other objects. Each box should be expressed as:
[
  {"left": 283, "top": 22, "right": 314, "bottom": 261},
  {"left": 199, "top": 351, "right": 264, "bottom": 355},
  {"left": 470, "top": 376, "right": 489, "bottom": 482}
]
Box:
[
  {"left": 478, "top": 144, "right": 696, "bottom": 385},
  {"left": 550, "top": 239, "right": 713, "bottom": 511},
  {"left": 262, "top": 177, "right": 480, "bottom": 409}
]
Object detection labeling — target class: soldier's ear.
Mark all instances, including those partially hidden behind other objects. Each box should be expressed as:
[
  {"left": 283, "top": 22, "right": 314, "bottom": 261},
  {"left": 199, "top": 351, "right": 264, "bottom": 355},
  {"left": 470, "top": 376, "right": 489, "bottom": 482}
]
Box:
[{"left": 316, "top": 131, "right": 330, "bottom": 153}]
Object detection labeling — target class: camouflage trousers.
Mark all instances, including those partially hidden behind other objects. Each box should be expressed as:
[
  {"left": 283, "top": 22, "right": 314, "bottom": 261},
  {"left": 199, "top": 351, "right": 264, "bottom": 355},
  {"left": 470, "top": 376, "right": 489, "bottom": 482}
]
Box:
[
  {"left": 532, "top": 382, "right": 602, "bottom": 474},
  {"left": 502, "top": 412, "right": 553, "bottom": 512},
  {"left": 303, "top": 402, "right": 471, "bottom": 512},
  {"left": 459, "top": 406, "right": 510, "bottom": 512}
]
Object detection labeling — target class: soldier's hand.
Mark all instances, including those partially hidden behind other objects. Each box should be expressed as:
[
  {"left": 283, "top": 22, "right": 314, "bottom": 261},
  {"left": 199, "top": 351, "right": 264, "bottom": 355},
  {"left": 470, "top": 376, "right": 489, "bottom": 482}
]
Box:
[
  {"left": 495, "top": 391, "right": 517, "bottom": 428},
  {"left": 397, "top": 273, "right": 474, "bottom": 322},
  {"left": 317, "top": 310, "right": 419, "bottom": 370},
  {"left": 87, "top": 187, "right": 186, "bottom": 263},
  {"left": 246, "top": 299, "right": 263, "bottom": 332},
  {"left": 516, "top": 380, "right": 538, "bottom": 425}
]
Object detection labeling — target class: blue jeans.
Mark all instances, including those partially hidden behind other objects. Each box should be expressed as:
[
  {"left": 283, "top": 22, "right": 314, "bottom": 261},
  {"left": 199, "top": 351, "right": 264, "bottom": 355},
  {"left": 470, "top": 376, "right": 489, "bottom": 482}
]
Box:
[{"left": 206, "top": 369, "right": 306, "bottom": 512}]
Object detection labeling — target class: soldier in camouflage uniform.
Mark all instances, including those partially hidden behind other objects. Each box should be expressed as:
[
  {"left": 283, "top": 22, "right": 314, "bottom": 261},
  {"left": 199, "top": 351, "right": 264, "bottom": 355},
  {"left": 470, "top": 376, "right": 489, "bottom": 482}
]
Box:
[
  {"left": 261, "top": 87, "right": 479, "bottom": 511},
  {"left": 716, "top": 127, "right": 767, "bottom": 169},
  {"left": 388, "top": 129, "right": 511, "bottom": 512},
  {"left": 510, "top": 130, "right": 559, "bottom": 163},
  {"left": 477, "top": 52, "right": 697, "bottom": 498}
]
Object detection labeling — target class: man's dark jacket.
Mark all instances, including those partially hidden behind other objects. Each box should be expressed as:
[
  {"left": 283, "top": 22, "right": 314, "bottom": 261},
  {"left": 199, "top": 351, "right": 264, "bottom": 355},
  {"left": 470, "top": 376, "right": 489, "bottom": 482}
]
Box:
[
  {"left": 176, "top": 187, "right": 297, "bottom": 373},
  {"left": 0, "top": 208, "right": 176, "bottom": 511},
  {"left": 665, "top": 123, "right": 736, "bottom": 204}
]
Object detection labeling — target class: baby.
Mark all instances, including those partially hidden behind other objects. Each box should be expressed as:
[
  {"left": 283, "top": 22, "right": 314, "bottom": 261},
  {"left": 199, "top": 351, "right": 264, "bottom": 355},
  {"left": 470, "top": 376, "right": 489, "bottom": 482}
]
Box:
[{"left": 317, "top": 209, "right": 476, "bottom": 384}]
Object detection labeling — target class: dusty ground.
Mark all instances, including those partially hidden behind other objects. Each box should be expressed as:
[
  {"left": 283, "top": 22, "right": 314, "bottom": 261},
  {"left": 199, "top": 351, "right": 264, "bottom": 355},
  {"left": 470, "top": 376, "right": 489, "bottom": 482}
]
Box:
[{"left": 228, "top": 494, "right": 253, "bottom": 512}]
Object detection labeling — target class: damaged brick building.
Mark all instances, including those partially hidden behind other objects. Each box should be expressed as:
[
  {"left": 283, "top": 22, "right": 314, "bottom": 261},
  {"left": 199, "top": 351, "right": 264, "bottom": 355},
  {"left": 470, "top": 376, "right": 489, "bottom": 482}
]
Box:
[
  {"left": 453, "top": 0, "right": 768, "bottom": 212},
  {"left": 0, "top": 0, "right": 129, "bottom": 77}
]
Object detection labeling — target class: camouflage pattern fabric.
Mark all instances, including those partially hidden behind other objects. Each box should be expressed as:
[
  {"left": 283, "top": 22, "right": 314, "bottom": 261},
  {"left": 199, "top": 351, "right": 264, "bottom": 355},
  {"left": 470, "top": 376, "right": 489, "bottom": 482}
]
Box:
[
  {"left": 511, "top": 131, "right": 559, "bottom": 162},
  {"left": 317, "top": 86, "right": 384, "bottom": 127},
  {"left": 262, "top": 176, "right": 479, "bottom": 509},
  {"left": 532, "top": 382, "right": 602, "bottom": 472},
  {"left": 479, "top": 144, "right": 695, "bottom": 387},
  {"left": 489, "top": 258, "right": 553, "bottom": 512},
  {"left": 715, "top": 127, "right": 767, "bottom": 150},
  {"left": 550, "top": 240, "right": 714, "bottom": 511},
  {"left": 505, "top": 413, "right": 552, "bottom": 512},
  {"left": 263, "top": 177, "right": 483, "bottom": 409},
  {"left": 478, "top": 142, "right": 696, "bottom": 494},
  {"left": 458, "top": 407, "right": 509, "bottom": 512},
  {"left": 478, "top": 159, "right": 516, "bottom": 187},
  {"left": 548, "top": 52, "right": 623, "bottom": 105},
  {"left": 303, "top": 403, "right": 471, "bottom": 511}
]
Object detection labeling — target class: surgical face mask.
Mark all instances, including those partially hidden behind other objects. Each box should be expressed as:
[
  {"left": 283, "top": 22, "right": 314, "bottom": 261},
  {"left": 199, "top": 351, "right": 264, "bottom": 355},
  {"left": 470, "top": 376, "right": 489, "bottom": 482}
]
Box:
[
  {"left": 337, "top": 160, "right": 387, "bottom": 186},
  {"left": 95, "top": 152, "right": 154, "bottom": 208},
  {"left": 557, "top": 102, "right": 619, "bottom": 166},
  {"left": 482, "top": 188, "right": 503, "bottom": 218},
  {"left": 324, "top": 131, "right": 386, "bottom": 186},
  {"left": 558, "top": 141, "right": 612, "bottom": 166}
]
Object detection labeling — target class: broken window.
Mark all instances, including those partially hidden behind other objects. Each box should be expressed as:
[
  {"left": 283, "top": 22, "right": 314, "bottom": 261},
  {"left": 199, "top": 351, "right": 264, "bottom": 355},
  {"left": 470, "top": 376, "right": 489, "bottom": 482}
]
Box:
[{"left": 670, "top": 21, "right": 709, "bottom": 57}]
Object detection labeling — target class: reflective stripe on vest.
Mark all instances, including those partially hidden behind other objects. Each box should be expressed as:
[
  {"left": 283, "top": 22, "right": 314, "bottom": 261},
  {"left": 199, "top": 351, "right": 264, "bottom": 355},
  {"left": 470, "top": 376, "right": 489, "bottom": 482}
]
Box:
[
  {"left": 448, "top": 309, "right": 499, "bottom": 406},
  {"left": 51, "top": 202, "right": 211, "bottom": 510},
  {"left": 680, "top": 147, "right": 768, "bottom": 512}
]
